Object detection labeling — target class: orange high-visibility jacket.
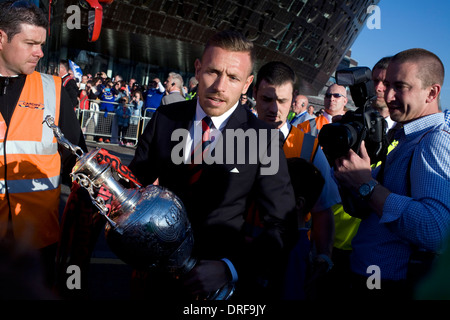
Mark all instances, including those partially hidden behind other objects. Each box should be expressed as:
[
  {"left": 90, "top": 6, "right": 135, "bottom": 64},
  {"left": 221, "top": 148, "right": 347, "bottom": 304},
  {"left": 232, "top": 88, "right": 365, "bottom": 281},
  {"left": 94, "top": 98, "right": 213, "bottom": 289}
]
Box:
[
  {"left": 0, "top": 72, "right": 62, "bottom": 249},
  {"left": 283, "top": 125, "right": 320, "bottom": 162},
  {"left": 297, "top": 114, "right": 330, "bottom": 136},
  {"left": 245, "top": 125, "right": 320, "bottom": 233}
]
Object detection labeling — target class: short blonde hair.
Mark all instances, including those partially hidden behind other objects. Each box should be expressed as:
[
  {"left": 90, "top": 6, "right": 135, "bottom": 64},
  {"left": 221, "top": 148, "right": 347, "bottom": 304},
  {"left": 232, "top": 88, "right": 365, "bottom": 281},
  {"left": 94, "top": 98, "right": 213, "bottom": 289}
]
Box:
[{"left": 203, "top": 30, "right": 256, "bottom": 74}]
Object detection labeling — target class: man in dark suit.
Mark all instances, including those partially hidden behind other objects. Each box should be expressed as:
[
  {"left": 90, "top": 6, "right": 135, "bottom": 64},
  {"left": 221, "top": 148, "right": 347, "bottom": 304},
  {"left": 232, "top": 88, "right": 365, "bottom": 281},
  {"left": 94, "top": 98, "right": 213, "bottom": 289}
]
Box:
[
  {"left": 129, "top": 30, "right": 297, "bottom": 300},
  {"left": 59, "top": 59, "right": 79, "bottom": 109}
]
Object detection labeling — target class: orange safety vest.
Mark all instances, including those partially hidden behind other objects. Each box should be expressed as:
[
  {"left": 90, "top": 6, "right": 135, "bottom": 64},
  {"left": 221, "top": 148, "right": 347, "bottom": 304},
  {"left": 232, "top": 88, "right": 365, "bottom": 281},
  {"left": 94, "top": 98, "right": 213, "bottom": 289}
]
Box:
[
  {"left": 283, "top": 125, "right": 320, "bottom": 162},
  {"left": 283, "top": 125, "right": 320, "bottom": 225},
  {"left": 245, "top": 125, "right": 320, "bottom": 235},
  {"left": 0, "top": 72, "right": 62, "bottom": 249},
  {"left": 297, "top": 115, "right": 329, "bottom": 136}
]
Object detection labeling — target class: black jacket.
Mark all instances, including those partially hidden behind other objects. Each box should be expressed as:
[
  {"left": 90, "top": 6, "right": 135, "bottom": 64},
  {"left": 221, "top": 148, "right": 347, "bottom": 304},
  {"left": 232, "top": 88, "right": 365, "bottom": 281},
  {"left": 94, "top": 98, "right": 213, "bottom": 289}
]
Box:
[
  {"left": 62, "top": 74, "right": 80, "bottom": 110},
  {"left": 129, "top": 100, "right": 297, "bottom": 298}
]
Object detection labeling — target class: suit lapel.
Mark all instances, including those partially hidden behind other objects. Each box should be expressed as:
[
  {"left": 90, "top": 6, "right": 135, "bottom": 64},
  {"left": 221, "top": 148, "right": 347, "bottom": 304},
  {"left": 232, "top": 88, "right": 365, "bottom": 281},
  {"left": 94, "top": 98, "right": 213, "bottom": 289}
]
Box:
[
  {"left": 179, "top": 99, "right": 196, "bottom": 130},
  {"left": 224, "top": 104, "right": 248, "bottom": 130},
  {"left": 167, "top": 100, "right": 196, "bottom": 153}
]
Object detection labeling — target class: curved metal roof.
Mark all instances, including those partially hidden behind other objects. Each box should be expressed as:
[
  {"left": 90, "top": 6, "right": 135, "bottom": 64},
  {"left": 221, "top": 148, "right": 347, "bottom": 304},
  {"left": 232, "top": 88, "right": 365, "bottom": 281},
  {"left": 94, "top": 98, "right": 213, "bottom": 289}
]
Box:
[{"left": 53, "top": 0, "right": 379, "bottom": 95}]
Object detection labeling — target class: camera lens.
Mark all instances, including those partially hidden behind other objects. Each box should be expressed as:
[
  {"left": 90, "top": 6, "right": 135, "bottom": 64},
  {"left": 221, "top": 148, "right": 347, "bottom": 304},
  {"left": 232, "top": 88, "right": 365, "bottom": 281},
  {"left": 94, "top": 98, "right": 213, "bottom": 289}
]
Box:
[{"left": 318, "top": 122, "right": 360, "bottom": 162}]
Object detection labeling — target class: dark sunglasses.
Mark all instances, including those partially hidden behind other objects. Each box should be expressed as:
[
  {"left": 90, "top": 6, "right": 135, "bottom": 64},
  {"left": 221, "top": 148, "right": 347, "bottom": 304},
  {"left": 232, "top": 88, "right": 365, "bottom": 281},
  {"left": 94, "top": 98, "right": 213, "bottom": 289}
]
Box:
[{"left": 325, "top": 93, "right": 346, "bottom": 99}]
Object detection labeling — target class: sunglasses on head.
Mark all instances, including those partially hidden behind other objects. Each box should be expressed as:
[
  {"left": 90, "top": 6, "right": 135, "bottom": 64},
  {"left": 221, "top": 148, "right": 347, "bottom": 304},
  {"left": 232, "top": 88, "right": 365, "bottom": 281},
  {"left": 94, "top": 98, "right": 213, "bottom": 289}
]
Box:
[{"left": 325, "top": 93, "right": 346, "bottom": 99}]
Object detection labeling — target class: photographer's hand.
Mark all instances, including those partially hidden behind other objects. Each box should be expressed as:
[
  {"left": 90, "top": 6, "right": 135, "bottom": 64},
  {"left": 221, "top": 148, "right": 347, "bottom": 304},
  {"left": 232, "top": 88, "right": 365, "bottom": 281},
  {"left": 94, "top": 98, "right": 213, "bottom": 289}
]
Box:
[
  {"left": 334, "top": 141, "right": 390, "bottom": 217},
  {"left": 334, "top": 140, "right": 372, "bottom": 190}
]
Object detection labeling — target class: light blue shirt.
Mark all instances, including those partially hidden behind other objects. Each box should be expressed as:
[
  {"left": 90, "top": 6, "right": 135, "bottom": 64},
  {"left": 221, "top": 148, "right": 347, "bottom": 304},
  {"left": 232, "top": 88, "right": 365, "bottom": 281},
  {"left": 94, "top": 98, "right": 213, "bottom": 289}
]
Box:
[
  {"left": 290, "top": 110, "right": 315, "bottom": 127},
  {"left": 351, "top": 113, "right": 450, "bottom": 280},
  {"left": 444, "top": 109, "right": 450, "bottom": 126}
]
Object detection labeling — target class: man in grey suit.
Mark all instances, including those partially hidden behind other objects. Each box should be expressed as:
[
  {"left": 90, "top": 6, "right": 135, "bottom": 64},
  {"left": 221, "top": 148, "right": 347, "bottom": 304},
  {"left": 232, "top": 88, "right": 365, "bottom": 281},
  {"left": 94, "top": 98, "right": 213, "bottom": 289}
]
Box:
[
  {"left": 290, "top": 94, "right": 315, "bottom": 127},
  {"left": 161, "top": 72, "right": 186, "bottom": 105}
]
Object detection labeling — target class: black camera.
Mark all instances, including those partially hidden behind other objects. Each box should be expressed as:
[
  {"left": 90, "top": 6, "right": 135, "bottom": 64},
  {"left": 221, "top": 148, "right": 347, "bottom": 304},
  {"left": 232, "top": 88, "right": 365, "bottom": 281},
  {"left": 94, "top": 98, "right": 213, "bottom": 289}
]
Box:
[{"left": 318, "top": 67, "right": 388, "bottom": 166}]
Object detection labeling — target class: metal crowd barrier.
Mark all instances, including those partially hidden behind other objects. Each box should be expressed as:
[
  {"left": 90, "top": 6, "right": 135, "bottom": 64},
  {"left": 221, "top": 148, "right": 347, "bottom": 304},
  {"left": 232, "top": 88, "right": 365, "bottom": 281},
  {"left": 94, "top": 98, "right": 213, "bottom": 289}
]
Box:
[{"left": 75, "top": 99, "right": 157, "bottom": 146}]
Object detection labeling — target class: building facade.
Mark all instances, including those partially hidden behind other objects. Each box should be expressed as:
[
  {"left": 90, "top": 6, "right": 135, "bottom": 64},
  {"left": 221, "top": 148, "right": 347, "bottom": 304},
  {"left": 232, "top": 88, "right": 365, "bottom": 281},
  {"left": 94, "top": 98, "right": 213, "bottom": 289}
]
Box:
[{"left": 35, "top": 0, "right": 379, "bottom": 95}]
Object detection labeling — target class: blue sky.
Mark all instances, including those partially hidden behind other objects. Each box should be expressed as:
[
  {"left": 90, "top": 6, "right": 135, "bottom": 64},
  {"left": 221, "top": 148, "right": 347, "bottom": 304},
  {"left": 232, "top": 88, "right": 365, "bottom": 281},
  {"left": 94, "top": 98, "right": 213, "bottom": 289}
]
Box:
[{"left": 350, "top": 0, "right": 450, "bottom": 111}]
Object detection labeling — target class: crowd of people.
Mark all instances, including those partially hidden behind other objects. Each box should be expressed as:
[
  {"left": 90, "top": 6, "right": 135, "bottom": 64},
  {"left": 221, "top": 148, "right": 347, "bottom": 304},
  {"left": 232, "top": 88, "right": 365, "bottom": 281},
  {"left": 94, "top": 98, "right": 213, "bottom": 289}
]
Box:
[
  {"left": 1, "top": 0, "right": 450, "bottom": 302},
  {"left": 69, "top": 67, "right": 199, "bottom": 144}
]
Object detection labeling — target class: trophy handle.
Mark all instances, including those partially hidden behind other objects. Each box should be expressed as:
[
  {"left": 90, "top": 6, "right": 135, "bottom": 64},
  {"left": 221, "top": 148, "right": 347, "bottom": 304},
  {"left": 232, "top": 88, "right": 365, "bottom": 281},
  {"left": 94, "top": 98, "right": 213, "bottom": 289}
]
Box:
[
  {"left": 44, "top": 115, "right": 233, "bottom": 300},
  {"left": 43, "top": 115, "right": 84, "bottom": 159},
  {"left": 73, "top": 172, "right": 120, "bottom": 231},
  {"left": 43, "top": 115, "right": 120, "bottom": 231}
]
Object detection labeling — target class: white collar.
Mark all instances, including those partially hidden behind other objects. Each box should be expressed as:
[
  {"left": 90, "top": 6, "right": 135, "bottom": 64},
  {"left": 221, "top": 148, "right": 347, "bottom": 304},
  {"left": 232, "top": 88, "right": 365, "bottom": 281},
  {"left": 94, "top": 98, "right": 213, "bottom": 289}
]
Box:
[
  {"left": 322, "top": 111, "right": 333, "bottom": 123},
  {"left": 385, "top": 116, "right": 397, "bottom": 130},
  {"left": 322, "top": 110, "right": 345, "bottom": 123},
  {"left": 195, "top": 100, "right": 239, "bottom": 131},
  {"left": 280, "top": 122, "right": 290, "bottom": 139}
]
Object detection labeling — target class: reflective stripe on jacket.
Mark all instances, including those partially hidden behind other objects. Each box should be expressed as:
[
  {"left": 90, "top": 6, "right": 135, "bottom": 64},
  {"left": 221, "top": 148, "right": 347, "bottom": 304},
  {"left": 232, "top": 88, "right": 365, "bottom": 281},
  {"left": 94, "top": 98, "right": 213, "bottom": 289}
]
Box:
[
  {"left": 283, "top": 125, "right": 320, "bottom": 225},
  {"left": 297, "top": 115, "right": 329, "bottom": 136},
  {"left": 283, "top": 125, "right": 319, "bottom": 162},
  {"left": 0, "top": 72, "right": 62, "bottom": 249}
]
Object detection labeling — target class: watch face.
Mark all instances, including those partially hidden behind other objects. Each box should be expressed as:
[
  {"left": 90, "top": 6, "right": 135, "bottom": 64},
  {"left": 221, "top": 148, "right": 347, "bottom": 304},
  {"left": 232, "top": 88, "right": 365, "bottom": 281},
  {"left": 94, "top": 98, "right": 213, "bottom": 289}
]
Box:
[{"left": 360, "top": 184, "right": 371, "bottom": 197}]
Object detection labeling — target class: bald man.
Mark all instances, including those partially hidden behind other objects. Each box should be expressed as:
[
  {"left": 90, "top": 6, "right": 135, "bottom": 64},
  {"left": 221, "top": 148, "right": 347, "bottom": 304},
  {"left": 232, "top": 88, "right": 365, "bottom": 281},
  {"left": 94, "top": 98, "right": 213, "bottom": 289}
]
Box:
[
  {"left": 297, "top": 84, "right": 348, "bottom": 136},
  {"left": 290, "top": 95, "right": 315, "bottom": 126}
]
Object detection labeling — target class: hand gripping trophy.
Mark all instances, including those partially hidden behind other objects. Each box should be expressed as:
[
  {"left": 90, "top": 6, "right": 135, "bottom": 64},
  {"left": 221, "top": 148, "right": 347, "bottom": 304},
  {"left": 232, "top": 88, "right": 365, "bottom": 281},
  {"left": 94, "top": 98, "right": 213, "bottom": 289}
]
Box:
[{"left": 44, "top": 115, "right": 234, "bottom": 300}]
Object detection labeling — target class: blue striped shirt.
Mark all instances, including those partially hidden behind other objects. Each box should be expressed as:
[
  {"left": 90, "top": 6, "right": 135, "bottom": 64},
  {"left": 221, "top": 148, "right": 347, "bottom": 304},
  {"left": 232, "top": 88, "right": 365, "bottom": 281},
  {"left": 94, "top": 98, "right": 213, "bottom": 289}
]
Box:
[
  {"left": 444, "top": 109, "right": 450, "bottom": 126},
  {"left": 351, "top": 113, "right": 450, "bottom": 280}
]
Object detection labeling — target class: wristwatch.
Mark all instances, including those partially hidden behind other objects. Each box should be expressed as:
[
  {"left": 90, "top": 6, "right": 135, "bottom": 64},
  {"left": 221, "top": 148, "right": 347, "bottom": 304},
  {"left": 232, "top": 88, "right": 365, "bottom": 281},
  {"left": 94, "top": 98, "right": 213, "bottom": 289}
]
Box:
[{"left": 358, "top": 180, "right": 378, "bottom": 200}]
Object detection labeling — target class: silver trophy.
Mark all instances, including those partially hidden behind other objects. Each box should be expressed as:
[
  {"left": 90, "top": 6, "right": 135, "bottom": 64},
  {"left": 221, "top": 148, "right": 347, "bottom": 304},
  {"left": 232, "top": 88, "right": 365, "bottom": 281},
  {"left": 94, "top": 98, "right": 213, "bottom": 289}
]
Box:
[{"left": 44, "top": 115, "right": 234, "bottom": 300}]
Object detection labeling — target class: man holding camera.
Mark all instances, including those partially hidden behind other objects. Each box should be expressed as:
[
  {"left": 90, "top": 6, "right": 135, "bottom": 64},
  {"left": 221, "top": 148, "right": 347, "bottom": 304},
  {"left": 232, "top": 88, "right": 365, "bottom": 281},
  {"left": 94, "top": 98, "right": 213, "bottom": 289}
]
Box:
[{"left": 333, "top": 48, "right": 450, "bottom": 299}]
